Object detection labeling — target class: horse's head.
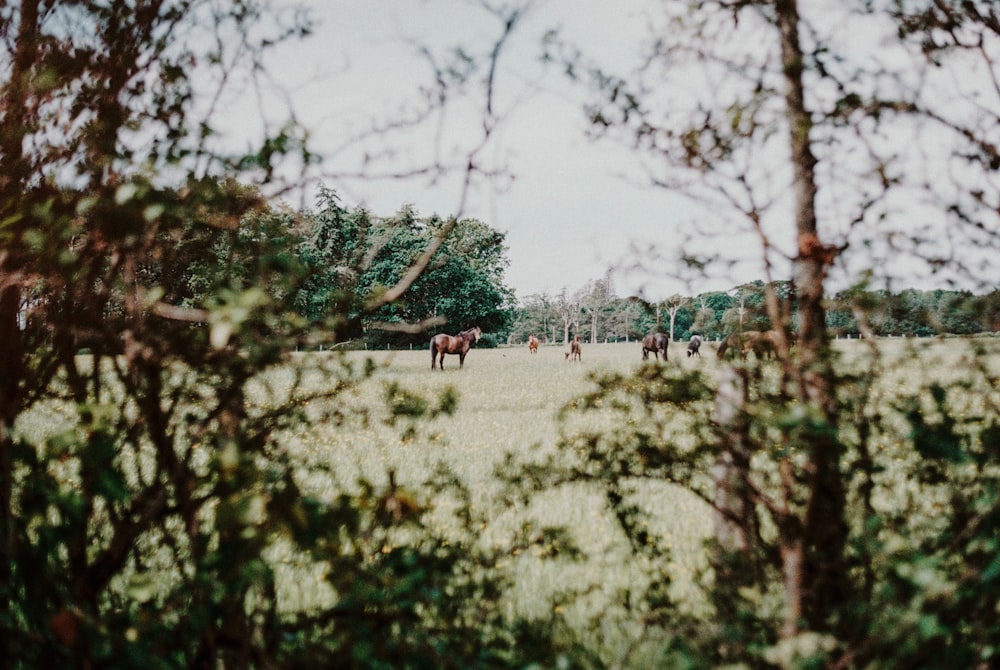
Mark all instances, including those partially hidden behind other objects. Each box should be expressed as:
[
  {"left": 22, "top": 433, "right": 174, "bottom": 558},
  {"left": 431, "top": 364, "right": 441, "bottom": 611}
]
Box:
[{"left": 472, "top": 326, "right": 482, "bottom": 342}]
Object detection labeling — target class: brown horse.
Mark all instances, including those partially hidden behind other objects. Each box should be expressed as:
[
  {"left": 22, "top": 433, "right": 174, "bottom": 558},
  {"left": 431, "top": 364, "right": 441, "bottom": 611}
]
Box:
[
  {"left": 430, "top": 326, "right": 482, "bottom": 370},
  {"left": 717, "top": 330, "right": 762, "bottom": 359},
  {"left": 528, "top": 335, "right": 539, "bottom": 354},
  {"left": 717, "top": 329, "right": 796, "bottom": 360},
  {"left": 761, "top": 329, "right": 797, "bottom": 356},
  {"left": 565, "top": 335, "right": 581, "bottom": 362},
  {"left": 686, "top": 334, "right": 703, "bottom": 358},
  {"left": 642, "top": 332, "right": 669, "bottom": 361}
]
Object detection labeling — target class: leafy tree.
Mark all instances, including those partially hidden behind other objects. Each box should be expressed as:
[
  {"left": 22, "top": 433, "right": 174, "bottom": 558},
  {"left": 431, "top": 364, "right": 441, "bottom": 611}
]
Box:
[
  {"left": 0, "top": 3, "right": 554, "bottom": 669},
  {"left": 554, "top": 288, "right": 582, "bottom": 344},
  {"left": 504, "top": 0, "right": 1000, "bottom": 666},
  {"left": 509, "top": 291, "right": 558, "bottom": 344},
  {"left": 358, "top": 211, "right": 514, "bottom": 346},
  {"left": 295, "top": 187, "right": 374, "bottom": 328},
  {"left": 579, "top": 276, "right": 615, "bottom": 343},
  {"left": 662, "top": 294, "right": 688, "bottom": 343},
  {"left": 826, "top": 290, "right": 861, "bottom": 337}
]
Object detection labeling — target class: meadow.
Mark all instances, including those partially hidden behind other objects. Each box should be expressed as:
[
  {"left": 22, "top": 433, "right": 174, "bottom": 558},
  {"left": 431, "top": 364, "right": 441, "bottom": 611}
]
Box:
[
  {"left": 259, "top": 340, "right": 718, "bottom": 657},
  {"left": 261, "top": 335, "right": 1000, "bottom": 659},
  {"left": 15, "top": 336, "right": 999, "bottom": 665}
]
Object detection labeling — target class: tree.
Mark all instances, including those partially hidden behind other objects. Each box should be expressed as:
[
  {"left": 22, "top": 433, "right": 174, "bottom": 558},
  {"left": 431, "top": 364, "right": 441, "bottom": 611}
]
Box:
[
  {"left": 554, "top": 288, "right": 581, "bottom": 344},
  {"left": 0, "top": 3, "right": 555, "bottom": 668},
  {"left": 357, "top": 210, "right": 514, "bottom": 345},
  {"left": 720, "top": 283, "right": 769, "bottom": 334},
  {"left": 579, "top": 275, "right": 615, "bottom": 343},
  {"left": 295, "top": 187, "right": 374, "bottom": 327},
  {"left": 0, "top": 3, "right": 321, "bottom": 664},
  {"left": 510, "top": 291, "right": 557, "bottom": 343},
  {"left": 663, "top": 294, "right": 688, "bottom": 343},
  {"left": 526, "top": 0, "right": 1000, "bottom": 665}
]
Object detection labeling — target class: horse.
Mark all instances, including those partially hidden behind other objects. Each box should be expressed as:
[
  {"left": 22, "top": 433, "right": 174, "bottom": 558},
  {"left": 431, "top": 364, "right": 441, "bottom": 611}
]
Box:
[
  {"left": 687, "top": 334, "right": 703, "bottom": 358},
  {"left": 430, "top": 326, "right": 482, "bottom": 370},
  {"left": 528, "top": 335, "right": 539, "bottom": 354},
  {"left": 717, "top": 329, "right": 796, "bottom": 360},
  {"left": 565, "top": 335, "right": 581, "bottom": 362},
  {"left": 641, "top": 332, "right": 669, "bottom": 361},
  {"left": 761, "top": 329, "right": 797, "bottom": 357},
  {"left": 717, "top": 330, "right": 762, "bottom": 360}
]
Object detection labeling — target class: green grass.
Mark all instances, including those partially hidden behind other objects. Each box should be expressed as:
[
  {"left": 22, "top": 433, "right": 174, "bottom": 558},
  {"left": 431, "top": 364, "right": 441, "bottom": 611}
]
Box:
[
  {"left": 265, "top": 341, "right": 718, "bottom": 631},
  {"left": 267, "top": 337, "right": 1000, "bottom": 630},
  {"left": 16, "top": 335, "right": 1000, "bottom": 663}
]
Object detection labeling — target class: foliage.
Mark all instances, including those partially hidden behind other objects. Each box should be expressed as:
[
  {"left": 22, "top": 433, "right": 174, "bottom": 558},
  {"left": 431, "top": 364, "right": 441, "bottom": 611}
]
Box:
[
  {"left": 479, "top": 341, "right": 1000, "bottom": 668},
  {"left": 297, "top": 196, "right": 515, "bottom": 347},
  {"left": 0, "top": 3, "right": 541, "bottom": 669},
  {"left": 512, "top": 282, "right": 1000, "bottom": 345},
  {"left": 515, "top": 0, "right": 1000, "bottom": 666},
  {"left": 6, "top": 1, "right": 1000, "bottom": 669}
]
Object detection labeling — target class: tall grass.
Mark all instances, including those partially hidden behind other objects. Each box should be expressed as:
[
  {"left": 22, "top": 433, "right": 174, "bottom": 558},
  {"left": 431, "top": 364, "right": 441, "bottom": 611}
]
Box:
[{"left": 17, "top": 337, "right": 999, "bottom": 664}]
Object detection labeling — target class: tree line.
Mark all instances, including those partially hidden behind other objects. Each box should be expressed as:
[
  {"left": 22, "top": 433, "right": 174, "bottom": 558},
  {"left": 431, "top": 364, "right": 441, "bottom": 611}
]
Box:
[
  {"left": 144, "top": 186, "right": 1000, "bottom": 350},
  {"left": 135, "top": 184, "right": 516, "bottom": 350},
  {"left": 509, "top": 278, "right": 1000, "bottom": 345}
]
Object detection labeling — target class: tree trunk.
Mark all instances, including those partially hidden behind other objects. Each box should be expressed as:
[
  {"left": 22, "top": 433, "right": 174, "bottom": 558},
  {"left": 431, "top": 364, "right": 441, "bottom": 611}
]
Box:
[
  {"left": 0, "top": 3, "right": 41, "bottom": 666},
  {"left": 775, "top": 0, "right": 850, "bottom": 635},
  {"left": 0, "top": 289, "right": 21, "bottom": 670}
]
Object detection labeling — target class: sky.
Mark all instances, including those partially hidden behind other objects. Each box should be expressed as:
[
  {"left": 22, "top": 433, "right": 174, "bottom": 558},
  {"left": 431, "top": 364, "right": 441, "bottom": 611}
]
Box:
[
  {"left": 220, "top": 1, "right": 999, "bottom": 301},
  {"left": 239, "top": 0, "right": 712, "bottom": 301}
]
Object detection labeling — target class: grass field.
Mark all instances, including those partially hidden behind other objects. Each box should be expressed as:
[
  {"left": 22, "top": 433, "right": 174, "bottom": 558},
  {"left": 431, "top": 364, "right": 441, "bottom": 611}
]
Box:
[
  {"left": 16, "top": 336, "right": 999, "bottom": 664},
  {"left": 260, "top": 335, "right": 1000, "bottom": 656},
  {"left": 265, "top": 340, "right": 722, "bottom": 654},
  {"left": 282, "top": 336, "right": 998, "bottom": 497}
]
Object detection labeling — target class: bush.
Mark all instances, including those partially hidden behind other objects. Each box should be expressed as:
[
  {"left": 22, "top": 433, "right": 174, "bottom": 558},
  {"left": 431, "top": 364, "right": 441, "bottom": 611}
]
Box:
[{"left": 477, "top": 333, "right": 500, "bottom": 348}]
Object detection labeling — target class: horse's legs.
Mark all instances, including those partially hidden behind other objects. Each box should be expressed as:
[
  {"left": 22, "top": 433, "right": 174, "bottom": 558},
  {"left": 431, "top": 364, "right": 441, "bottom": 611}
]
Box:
[{"left": 459, "top": 352, "right": 466, "bottom": 369}]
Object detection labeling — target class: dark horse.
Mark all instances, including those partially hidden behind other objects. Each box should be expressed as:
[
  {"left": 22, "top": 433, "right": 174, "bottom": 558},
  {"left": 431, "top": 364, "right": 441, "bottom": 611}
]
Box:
[
  {"left": 717, "top": 330, "right": 763, "bottom": 360},
  {"left": 687, "top": 334, "right": 703, "bottom": 358},
  {"left": 642, "top": 332, "right": 669, "bottom": 361},
  {"left": 430, "top": 326, "right": 482, "bottom": 370}
]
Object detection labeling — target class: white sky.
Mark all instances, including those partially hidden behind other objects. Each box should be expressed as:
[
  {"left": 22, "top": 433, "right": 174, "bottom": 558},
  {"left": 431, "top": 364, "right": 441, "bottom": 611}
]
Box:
[
  {"left": 221, "top": 1, "right": 999, "bottom": 300},
  {"left": 231, "top": 0, "right": 713, "bottom": 301}
]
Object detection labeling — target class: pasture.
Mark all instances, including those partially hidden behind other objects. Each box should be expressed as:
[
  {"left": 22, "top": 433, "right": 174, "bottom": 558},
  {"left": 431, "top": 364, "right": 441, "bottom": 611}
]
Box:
[
  {"left": 15, "top": 336, "right": 1000, "bottom": 665},
  {"left": 262, "top": 335, "right": 1000, "bottom": 656},
  {"left": 268, "top": 340, "right": 721, "bottom": 654}
]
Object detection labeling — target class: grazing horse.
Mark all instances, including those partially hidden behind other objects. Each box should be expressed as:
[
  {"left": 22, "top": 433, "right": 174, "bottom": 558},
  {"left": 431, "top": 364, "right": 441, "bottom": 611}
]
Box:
[
  {"left": 528, "top": 335, "right": 539, "bottom": 354},
  {"left": 717, "top": 329, "right": 796, "bottom": 360},
  {"left": 641, "top": 332, "right": 669, "bottom": 361},
  {"left": 430, "top": 326, "right": 482, "bottom": 370},
  {"left": 761, "top": 329, "right": 797, "bottom": 357},
  {"left": 565, "top": 335, "right": 581, "bottom": 362},
  {"left": 687, "top": 334, "right": 703, "bottom": 358},
  {"left": 717, "top": 330, "right": 762, "bottom": 360}
]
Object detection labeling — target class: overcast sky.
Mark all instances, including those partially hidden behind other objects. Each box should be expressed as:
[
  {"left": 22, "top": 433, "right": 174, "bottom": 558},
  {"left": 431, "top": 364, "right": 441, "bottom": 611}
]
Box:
[
  {"left": 228, "top": 0, "right": 718, "bottom": 301},
  {"left": 221, "top": 1, "right": 997, "bottom": 301}
]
